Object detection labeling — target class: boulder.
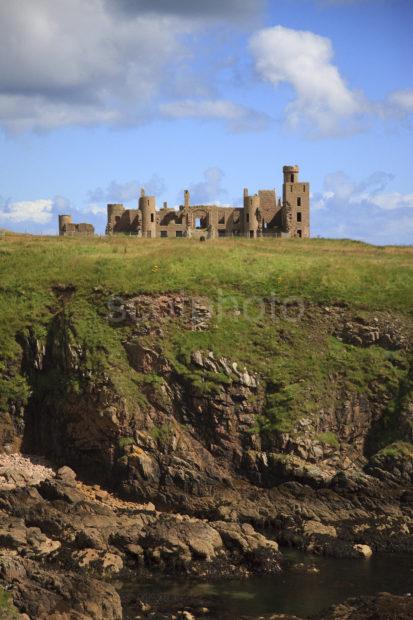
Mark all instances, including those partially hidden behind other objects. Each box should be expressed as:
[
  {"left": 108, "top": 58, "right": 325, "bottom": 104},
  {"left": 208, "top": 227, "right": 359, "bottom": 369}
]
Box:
[
  {"left": 56, "top": 466, "right": 76, "bottom": 483},
  {"left": 353, "top": 543, "right": 373, "bottom": 558},
  {"left": 212, "top": 522, "right": 281, "bottom": 574},
  {"left": 37, "top": 479, "right": 84, "bottom": 504}
]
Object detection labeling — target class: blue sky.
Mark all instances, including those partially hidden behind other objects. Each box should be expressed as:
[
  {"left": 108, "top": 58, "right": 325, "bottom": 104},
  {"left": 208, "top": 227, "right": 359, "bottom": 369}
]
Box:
[{"left": 0, "top": 0, "right": 412, "bottom": 244}]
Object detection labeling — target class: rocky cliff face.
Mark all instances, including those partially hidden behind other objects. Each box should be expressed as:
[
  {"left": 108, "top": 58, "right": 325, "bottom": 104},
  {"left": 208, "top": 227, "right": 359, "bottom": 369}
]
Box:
[
  {"left": 10, "top": 294, "right": 411, "bottom": 500},
  {"left": 0, "top": 291, "right": 412, "bottom": 617}
]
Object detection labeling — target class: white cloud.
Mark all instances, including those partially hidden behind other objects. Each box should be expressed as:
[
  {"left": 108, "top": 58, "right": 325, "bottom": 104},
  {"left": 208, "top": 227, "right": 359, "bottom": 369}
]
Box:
[
  {"left": 0, "top": 199, "right": 53, "bottom": 224},
  {"left": 160, "top": 99, "right": 269, "bottom": 132},
  {"left": 0, "top": 0, "right": 264, "bottom": 133},
  {"left": 0, "top": 193, "right": 108, "bottom": 234},
  {"left": 0, "top": 94, "right": 121, "bottom": 133},
  {"left": 312, "top": 170, "right": 413, "bottom": 244},
  {"left": 86, "top": 175, "right": 166, "bottom": 214},
  {"left": 249, "top": 25, "right": 366, "bottom": 137},
  {"left": 369, "top": 192, "right": 413, "bottom": 211},
  {"left": 378, "top": 89, "right": 413, "bottom": 116},
  {"left": 0, "top": 2, "right": 410, "bottom": 137},
  {"left": 85, "top": 204, "right": 107, "bottom": 216},
  {"left": 183, "top": 167, "right": 227, "bottom": 204},
  {"left": 0, "top": 0, "right": 195, "bottom": 132}
]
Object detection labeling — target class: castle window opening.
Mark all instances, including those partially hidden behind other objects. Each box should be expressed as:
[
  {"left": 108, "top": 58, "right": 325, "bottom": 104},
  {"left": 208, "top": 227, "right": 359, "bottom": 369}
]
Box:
[
  {"left": 176, "top": 231, "right": 183, "bottom": 238},
  {"left": 303, "top": 185, "right": 306, "bottom": 192},
  {"left": 246, "top": 214, "right": 250, "bottom": 223},
  {"left": 290, "top": 174, "right": 294, "bottom": 182},
  {"left": 250, "top": 231, "right": 254, "bottom": 238},
  {"left": 151, "top": 213, "right": 154, "bottom": 222},
  {"left": 218, "top": 214, "right": 225, "bottom": 224},
  {"left": 297, "top": 230, "right": 302, "bottom": 238},
  {"left": 297, "top": 212, "right": 302, "bottom": 223},
  {"left": 160, "top": 230, "right": 168, "bottom": 237},
  {"left": 297, "top": 197, "right": 301, "bottom": 207},
  {"left": 195, "top": 217, "right": 202, "bottom": 229},
  {"left": 290, "top": 185, "right": 293, "bottom": 191}
]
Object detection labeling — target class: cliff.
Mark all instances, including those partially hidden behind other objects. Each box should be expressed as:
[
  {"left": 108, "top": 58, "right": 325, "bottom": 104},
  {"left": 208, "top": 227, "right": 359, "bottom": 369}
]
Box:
[{"left": 0, "top": 236, "right": 412, "bottom": 618}]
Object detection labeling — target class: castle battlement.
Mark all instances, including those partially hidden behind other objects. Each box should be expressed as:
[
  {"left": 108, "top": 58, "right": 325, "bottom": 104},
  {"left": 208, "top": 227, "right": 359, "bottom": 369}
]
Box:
[{"left": 59, "top": 165, "right": 310, "bottom": 239}]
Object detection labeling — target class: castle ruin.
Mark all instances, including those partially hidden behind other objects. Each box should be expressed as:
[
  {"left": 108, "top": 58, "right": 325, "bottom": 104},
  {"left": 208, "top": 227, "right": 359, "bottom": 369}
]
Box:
[
  {"left": 58, "top": 215, "right": 95, "bottom": 237},
  {"left": 58, "top": 165, "right": 309, "bottom": 239},
  {"left": 106, "top": 166, "right": 309, "bottom": 239}
]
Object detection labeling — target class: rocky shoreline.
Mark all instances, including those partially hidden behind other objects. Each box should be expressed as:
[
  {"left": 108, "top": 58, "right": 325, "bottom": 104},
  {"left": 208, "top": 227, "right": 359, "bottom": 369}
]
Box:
[
  {"left": 0, "top": 456, "right": 282, "bottom": 619},
  {"left": 0, "top": 455, "right": 412, "bottom": 619}
]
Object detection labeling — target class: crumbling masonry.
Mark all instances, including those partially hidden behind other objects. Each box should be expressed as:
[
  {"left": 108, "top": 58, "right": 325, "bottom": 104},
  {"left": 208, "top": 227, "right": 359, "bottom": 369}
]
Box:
[
  {"left": 58, "top": 215, "right": 94, "bottom": 237},
  {"left": 59, "top": 165, "right": 309, "bottom": 239}
]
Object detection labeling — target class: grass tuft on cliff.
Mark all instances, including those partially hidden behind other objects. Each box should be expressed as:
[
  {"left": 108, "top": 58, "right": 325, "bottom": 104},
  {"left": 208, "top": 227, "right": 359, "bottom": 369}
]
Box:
[{"left": 0, "top": 587, "right": 20, "bottom": 619}]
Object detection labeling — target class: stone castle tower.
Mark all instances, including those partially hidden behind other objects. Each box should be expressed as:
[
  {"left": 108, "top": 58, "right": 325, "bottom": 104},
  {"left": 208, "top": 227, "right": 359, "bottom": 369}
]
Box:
[
  {"left": 282, "top": 165, "right": 310, "bottom": 238},
  {"left": 102, "top": 165, "right": 310, "bottom": 239}
]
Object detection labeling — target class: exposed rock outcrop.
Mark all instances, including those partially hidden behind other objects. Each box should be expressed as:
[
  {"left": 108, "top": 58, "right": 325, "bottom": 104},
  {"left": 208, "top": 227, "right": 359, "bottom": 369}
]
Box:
[{"left": 0, "top": 294, "right": 412, "bottom": 617}]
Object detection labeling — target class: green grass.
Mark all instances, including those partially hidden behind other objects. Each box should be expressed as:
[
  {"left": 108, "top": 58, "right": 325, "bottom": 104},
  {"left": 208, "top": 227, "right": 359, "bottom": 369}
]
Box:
[
  {"left": 150, "top": 423, "right": 172, "bottom": 445},
  {"left": 378, "top": 441, "right": 413, "bottom": 459},
  {"left": 317, "top": 432, "right": 340, "bottom": 449},
  {"left": 0, "top": 235, "right": 412, "bottom": 442},
  {"left": 0, "top": 587, "right": 20, "bottom": 619},
  {"left": 118, "top": 436, "right": 135, "bottom": 449}
]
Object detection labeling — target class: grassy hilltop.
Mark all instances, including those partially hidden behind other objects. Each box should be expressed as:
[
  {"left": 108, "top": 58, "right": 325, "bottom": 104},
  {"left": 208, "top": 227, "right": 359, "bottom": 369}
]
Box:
[{"left": 0, "top": 235, "right": 412, "bottom": 452}]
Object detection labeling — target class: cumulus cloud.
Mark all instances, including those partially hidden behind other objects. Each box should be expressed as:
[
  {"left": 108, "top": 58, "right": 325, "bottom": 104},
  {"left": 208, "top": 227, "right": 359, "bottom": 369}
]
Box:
[
  {"left": 389, "top": 90, "right": 413, "bottom": 112},
  {"left": 0, "top": 199, "right": 53, "bottom": 224},
  {"left": 0, "top": 95, "right": 121, "bottom": 133},
  {"left": 0, "top": 0, "right": 266, "bottom": 133},
  {"left": 249, "top": 25, "right": 366, "bottom": 137},
  {"left": 183, "top": 167, "right": 227, "bottom": 204},
  {"left": 0, "top": 193, "right": 110, "bottom": 234},
  {"left": 0, "top": 0, "right": 196, "bottom": 132},
  {"left": 0, "top": 2, "right": 410, "bottom": 137},
  {"left": 160, "top": 99, "right": 270, "bottom": 132},
  {"left": 86, "top": 175, "right": 167, "bottom": 213},
  {"left": 370, "top": 192, "right": 413, "bottom": 211},
  {"left": 312, "top": 170, "right": 413, "bottom": 244},
  {"left": 375, "top": 89, "right": 413, "bottom": 118}
]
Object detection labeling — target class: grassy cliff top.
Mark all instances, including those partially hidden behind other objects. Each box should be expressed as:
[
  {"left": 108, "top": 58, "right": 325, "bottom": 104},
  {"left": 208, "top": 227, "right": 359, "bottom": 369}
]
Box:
[
  {"left": 1, "top": 233, "right": 411, "bottom": 357},
  {"left": 0, "top": 235, "right": 412, "bottom": 445},
  {"left": 1, "top": 234, "right": 412, "bottom": 304}
]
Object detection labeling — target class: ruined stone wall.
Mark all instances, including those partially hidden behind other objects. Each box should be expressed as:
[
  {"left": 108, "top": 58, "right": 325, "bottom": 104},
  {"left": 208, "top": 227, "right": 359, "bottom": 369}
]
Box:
[
  {"left": 59, "top": 218, "right": 94, "bottom": 237},
  {"left": 258, "top": 190, "right": 282, "bottom": 229},
  {"left": 155, "top": 205, "right": 244, "bottom": 238}
]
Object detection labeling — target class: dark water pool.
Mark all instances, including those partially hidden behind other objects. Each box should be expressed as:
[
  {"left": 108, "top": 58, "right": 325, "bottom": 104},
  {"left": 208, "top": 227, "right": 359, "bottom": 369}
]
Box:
[{"left": 122, "top": 550, "right": 413, "bottom": 619}]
